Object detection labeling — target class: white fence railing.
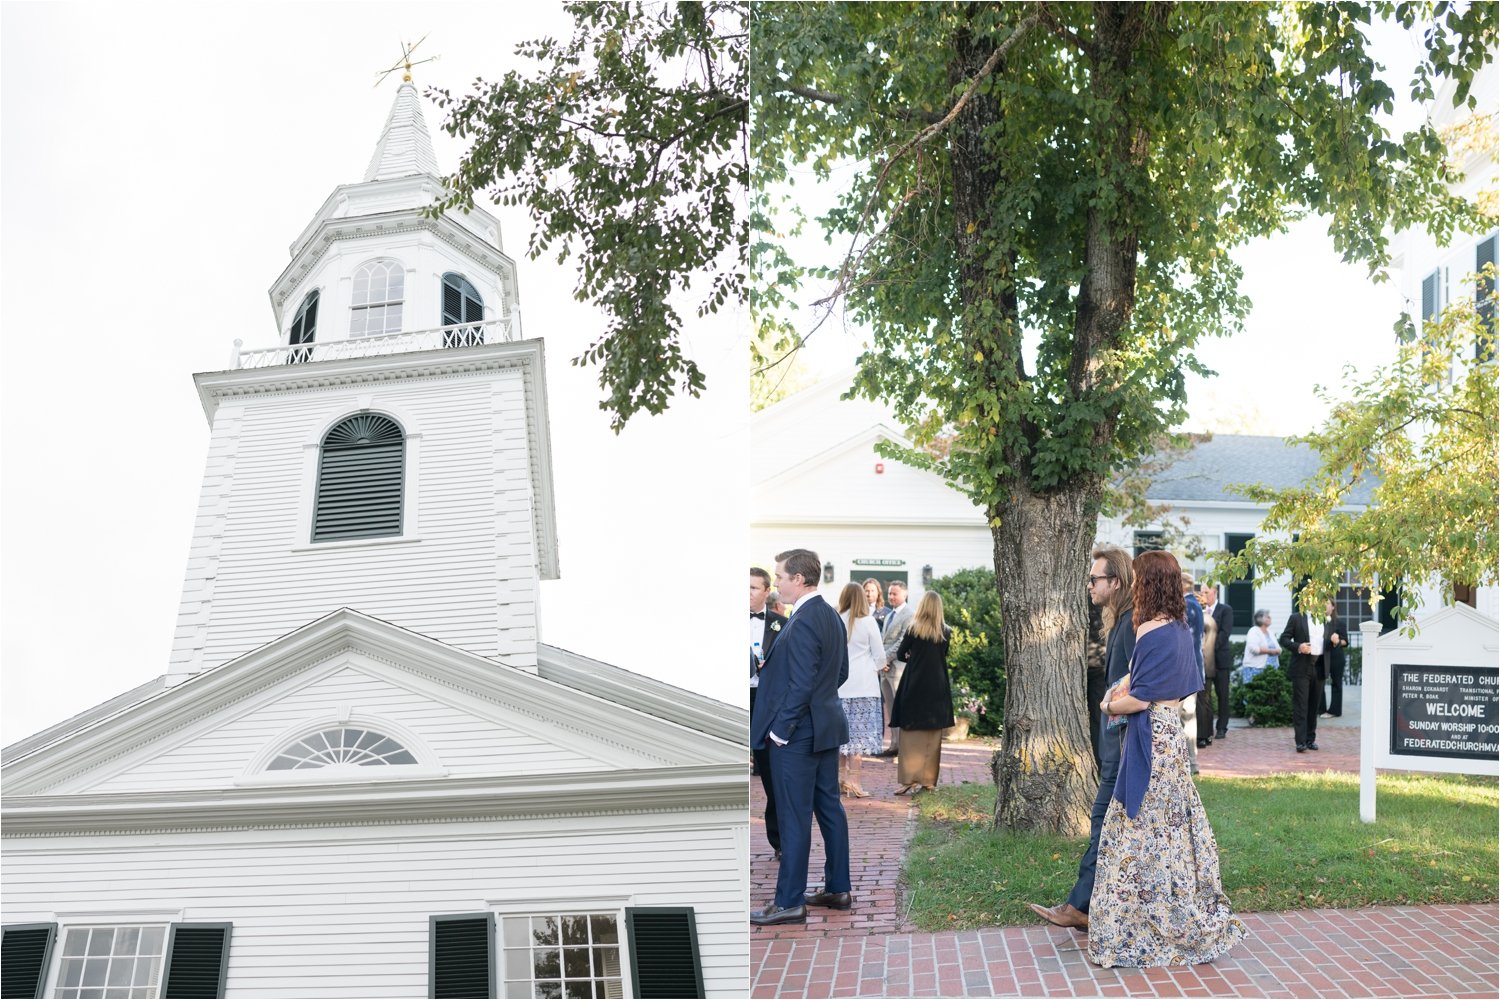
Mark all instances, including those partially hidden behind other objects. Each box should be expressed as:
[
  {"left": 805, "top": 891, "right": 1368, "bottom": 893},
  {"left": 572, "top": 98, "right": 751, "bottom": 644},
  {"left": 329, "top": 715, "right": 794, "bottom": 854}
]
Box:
[{"left": 231, "top": 316, "right": 520, "bottom": 369}]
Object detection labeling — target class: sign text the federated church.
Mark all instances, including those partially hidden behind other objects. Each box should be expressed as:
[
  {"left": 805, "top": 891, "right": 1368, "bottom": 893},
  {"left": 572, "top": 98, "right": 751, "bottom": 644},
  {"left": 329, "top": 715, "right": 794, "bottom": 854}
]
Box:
[{"left": 1390, "top": 665, "right": 1499, "bottom": 761}]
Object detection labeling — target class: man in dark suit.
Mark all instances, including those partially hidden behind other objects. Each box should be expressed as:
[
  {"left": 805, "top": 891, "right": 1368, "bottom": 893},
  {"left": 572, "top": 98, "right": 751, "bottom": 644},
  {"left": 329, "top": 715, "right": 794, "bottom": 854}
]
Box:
[
  {"left": 749, "top": 548, "right": 852, "bottom": 926},
  {"left": 1280, "top": 600, "right": 1330, "bottom": 752},
  {"left": 749, "top": 567, "right": 787, "bottom": 856},
  {"left": 1030, "top": 544, "right": 1135, "bottom": 930},
  {"left": 1199, "top": 584, "right": 1234, "bottom": 739}
]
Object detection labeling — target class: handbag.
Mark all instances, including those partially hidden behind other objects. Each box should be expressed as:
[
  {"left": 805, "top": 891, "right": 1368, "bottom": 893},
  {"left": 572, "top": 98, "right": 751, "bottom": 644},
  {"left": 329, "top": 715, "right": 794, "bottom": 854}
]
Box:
[{"left": 1103, "top": 672, "right": 1131, "bottom": 731}]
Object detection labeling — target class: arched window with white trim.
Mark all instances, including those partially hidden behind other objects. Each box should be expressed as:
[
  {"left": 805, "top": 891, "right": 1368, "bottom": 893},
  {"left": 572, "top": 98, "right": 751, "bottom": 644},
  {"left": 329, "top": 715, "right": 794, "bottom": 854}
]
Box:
[
  {"left": 267, "top": 727, "right": 417, "bottom": 770},
  {"left": 441, "top": 272, "right": 485, "bottom": 348},
  {"left": 311, "top": 413, "right": 404, "bottom": 542},
  {"left": 350, "top": 259, "right": 404, "bottom": 337}
]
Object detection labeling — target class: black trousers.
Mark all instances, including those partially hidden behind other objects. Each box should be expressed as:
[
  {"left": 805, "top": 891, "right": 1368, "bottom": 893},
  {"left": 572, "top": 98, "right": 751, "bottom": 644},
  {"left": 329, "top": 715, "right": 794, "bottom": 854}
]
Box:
[
  {"left": 1326, "top": 657, "right": 1344, "bottom": 716},
  {"left": 750, "top": 686, "right": 780, "bottom": 851},
  {"left": 1291, "top": 663, "right": 1320, "bottom": 747}
]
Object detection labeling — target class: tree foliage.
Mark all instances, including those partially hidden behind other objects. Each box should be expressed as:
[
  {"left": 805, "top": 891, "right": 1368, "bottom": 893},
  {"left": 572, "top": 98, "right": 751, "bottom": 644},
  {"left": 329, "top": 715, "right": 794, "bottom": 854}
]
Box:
[
  {"left": 1216, "top": 281, "right": 1498, "bottom": 630},
  {"left": 429, "top": 1, "right": 748, "bottom": 431},
  {"left": 752, "top": 0, "right": 1495, "bottom": 832},
  {"left": 931, "top": 567, "right": 1007, "bottom": 737}
]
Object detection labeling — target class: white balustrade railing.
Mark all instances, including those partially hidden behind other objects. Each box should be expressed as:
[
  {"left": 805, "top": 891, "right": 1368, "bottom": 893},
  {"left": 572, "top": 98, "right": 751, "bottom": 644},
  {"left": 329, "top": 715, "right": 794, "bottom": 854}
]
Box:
[{"left": 231, "top": 315, "right": 521, "bottom": 370}]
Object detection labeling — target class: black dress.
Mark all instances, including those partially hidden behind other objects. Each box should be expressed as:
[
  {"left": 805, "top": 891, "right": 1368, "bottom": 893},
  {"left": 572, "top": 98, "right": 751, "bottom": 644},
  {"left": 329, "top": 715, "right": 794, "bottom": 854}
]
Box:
[{"left": 890, "top": 627, "right": 956, "bottom": 731}]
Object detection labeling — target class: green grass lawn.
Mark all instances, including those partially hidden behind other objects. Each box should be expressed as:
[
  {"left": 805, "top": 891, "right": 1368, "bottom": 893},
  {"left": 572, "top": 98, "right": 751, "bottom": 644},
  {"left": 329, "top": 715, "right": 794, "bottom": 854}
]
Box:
[{"left": 902, "top": 771, "right": 1498, "bottom": 931}]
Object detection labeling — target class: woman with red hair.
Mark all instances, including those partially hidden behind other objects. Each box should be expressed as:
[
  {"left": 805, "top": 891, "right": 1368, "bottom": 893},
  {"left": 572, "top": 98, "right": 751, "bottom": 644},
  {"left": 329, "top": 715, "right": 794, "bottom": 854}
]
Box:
[{"left": 1088, "top": 550, "right": 1248, "bottom": 967}]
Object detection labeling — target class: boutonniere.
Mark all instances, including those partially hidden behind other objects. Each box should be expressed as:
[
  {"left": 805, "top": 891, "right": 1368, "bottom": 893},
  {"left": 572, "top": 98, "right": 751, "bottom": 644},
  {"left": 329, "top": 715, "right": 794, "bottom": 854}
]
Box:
[{"left": 770, "top": 621, "right": 782, "bottom": 632}]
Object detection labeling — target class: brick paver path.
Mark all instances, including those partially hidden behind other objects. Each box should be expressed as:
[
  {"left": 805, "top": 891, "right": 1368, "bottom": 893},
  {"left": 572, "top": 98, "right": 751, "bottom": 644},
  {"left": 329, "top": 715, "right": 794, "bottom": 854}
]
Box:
[{"left": 750, "top": 689, "right": 1500, "bottom": 997}]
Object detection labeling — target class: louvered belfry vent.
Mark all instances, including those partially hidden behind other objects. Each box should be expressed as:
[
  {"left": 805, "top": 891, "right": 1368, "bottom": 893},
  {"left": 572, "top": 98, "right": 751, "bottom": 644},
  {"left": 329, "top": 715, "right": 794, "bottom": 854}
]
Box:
[
  {"left": 161, "top": 924, "right": 232, "bottom": 999},
  {"left": 312, "top": 413, "right": 405, "bottom": 543},
  {"left": 1, "top": 923, "right": 57, "bottom": 999},
  {"left": 624, "top": 908, "right": 703, "bottom": 999},
  {"left": 430, "top": 914, "right": 494, "bottom": 1000}
]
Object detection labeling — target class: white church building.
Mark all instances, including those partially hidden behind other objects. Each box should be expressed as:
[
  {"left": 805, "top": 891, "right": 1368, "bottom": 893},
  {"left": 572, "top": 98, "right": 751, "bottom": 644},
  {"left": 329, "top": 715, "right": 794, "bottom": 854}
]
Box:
[{"left": 2, "top": 82, "right": 748, "bottom": 1000}]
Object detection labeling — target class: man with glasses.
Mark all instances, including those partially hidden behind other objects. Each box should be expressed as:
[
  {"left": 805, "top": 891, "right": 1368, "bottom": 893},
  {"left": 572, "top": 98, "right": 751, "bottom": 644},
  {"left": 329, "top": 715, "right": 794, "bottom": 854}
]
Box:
[{"left": 1029, "top": 545, "right": 1136, "bottom": 931}]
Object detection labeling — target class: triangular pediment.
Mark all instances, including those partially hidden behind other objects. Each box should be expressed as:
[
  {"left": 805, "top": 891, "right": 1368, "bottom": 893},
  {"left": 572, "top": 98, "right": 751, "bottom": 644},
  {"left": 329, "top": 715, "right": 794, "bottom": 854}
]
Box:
[
  {"left": 753, "top": 425, "right": 985, "bottom": 526},
  {"left": 3, "top": 610, "right": 745, "bottom": 800}
]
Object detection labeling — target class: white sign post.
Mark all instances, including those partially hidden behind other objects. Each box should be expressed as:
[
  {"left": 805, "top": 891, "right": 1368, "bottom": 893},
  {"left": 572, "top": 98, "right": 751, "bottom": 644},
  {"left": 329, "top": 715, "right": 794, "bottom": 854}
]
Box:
[{"left": 1360, "top": 605, "right": 1500, "bottom": 823}]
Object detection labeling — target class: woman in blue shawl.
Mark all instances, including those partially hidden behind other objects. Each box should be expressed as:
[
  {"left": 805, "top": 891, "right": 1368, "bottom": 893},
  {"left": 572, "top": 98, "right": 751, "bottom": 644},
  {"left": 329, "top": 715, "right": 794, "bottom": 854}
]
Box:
[{"left": 1088, "top": 550, "right": 1249, "bottom": 968}]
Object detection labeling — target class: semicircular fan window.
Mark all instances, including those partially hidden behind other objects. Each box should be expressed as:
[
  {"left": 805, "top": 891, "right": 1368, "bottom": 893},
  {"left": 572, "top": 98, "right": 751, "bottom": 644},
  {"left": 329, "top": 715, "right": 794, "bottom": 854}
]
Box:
[{"left": 268, "top": 727, "right": 417, "bottom": 770}]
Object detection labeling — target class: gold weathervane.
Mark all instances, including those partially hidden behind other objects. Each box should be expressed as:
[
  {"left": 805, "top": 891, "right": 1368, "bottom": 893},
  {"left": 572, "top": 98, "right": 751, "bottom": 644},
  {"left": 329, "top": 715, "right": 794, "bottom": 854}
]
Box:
[{"left": 376, "top": 36, "right": 439, "bottom": 87}]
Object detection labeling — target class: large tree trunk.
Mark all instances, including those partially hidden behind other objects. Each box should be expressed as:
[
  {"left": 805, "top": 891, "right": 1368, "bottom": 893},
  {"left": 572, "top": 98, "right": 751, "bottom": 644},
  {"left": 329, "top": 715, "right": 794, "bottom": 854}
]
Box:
[{"left": 989, "top": 482, "right": 1102, "bottom": 834}]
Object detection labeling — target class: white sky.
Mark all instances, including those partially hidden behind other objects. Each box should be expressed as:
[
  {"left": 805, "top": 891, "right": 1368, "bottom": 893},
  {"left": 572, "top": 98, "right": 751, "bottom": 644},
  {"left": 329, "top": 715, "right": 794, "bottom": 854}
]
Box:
[
  {"left": 0, "top": 3, "right": 749, "bottom": 741},
  {"left": 0, "top": 7, "right": 1448, "bottom": 742}
]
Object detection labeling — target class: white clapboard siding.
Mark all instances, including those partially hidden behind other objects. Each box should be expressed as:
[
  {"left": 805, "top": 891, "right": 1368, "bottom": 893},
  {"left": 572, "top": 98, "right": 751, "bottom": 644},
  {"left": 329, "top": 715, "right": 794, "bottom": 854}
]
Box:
[
  {"left": 751, "top": 521, "right": 996, "bottom": 605},
  {"left": 171, "top": 369, "right": 540, "bottom": 679},
  {"left": 82, "top": 664, "right": 617, "bottom": 794},
  {"left": 3, "top": 813, "right": 749, "bottom": 999}
]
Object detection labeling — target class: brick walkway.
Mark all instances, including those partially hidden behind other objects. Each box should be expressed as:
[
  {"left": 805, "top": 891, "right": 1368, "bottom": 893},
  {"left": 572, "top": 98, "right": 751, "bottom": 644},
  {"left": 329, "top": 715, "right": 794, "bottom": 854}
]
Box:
[{"left": 749, "top": 692, "right": 1500, "bottom": 997}]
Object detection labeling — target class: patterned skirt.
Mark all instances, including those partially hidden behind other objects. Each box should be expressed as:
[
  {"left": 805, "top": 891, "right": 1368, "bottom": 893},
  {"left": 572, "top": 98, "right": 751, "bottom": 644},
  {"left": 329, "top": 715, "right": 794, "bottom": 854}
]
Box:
[
  {"left": 1088, "top": 705, "right": 1250, "bottom": 968},
  {"left": 840, "top": 696, "right": 884, "bottom": 756}
]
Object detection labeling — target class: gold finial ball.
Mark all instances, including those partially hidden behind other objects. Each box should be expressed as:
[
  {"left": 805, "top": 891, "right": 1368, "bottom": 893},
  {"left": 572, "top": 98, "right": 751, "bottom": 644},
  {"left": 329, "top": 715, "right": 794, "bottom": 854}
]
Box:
[{"left": 403, "top": 72, "right": 412, "bottom": 82}]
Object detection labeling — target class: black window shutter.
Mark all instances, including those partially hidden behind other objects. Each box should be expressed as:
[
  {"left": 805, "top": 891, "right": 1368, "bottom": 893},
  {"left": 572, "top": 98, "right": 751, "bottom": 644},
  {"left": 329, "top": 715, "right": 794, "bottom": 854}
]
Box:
[
  {"left": 430, "top": 913, "right": 494, "bottom": 1000},
  {"left": 1, "top": 923, "right": 56, "bottom": 999},
  {"left": 1478, "top": 235, "right": 1496, "bottom": 360},
  {"left": 160, "top": 923, "right": 232, "bottom": 999},
  {"left": 442, "top": 281, "right": 463, "bottom": 327},
  {"left": 624, "top": 908, "right": 703, "bottom": 1000},
  {"left": 312, "top": 413, "right": 405, "bottom": 542}
]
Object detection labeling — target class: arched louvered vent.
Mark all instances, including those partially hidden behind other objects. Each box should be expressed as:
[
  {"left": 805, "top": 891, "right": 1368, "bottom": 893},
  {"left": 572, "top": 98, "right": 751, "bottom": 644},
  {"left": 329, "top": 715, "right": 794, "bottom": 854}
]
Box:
[
  {"left": 267, "top": 727, "right": 417, "bottom": 770},
  {"left": 312, "top": 414, "right": 404, "bottom": 542}
]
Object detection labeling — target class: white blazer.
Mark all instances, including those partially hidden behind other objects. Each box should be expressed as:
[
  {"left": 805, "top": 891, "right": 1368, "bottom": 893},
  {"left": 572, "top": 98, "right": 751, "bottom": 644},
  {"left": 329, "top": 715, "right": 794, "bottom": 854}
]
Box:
[{"left": 839, "top": 612, "right": 885, "bottom": 699}]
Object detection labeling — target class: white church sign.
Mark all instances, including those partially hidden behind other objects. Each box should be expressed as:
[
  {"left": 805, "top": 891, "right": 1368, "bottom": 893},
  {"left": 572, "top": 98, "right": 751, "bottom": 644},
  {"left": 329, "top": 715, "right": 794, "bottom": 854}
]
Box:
[{"left": 1359, "top": 605, "right": 1500, "bottom": 822}]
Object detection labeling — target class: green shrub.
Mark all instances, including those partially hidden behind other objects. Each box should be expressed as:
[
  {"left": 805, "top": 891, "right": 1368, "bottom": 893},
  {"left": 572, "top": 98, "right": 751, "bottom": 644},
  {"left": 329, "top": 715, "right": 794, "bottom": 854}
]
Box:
[
  {"left": 1346, "top": 646, "right": 1362, "bottom": 685},
  {"left": 1240, "top": 665, "right": 1294, "bottom": 726},
  {"left": 930, "top": 567, "right": 1005, "bottom": 736}
]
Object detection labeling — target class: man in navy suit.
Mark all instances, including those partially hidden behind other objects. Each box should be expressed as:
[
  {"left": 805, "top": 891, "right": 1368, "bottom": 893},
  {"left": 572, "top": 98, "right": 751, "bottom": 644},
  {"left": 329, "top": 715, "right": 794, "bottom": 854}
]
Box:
[{"left": 749, "top": 548, "right": 852, "bottom": 925}]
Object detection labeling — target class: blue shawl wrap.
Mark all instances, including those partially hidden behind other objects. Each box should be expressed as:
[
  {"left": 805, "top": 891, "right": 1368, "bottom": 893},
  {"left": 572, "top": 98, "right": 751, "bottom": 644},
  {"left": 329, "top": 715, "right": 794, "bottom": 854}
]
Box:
[{"left": 1113, "top": 620, "right": 1204, "bottom": 818}]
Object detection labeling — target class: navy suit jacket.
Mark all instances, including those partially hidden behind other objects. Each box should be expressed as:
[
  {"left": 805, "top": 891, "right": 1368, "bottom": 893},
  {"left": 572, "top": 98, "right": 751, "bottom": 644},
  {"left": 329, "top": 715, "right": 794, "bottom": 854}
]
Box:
[{"left": 749, "top": 593, "right": 849, "bottom": 753}]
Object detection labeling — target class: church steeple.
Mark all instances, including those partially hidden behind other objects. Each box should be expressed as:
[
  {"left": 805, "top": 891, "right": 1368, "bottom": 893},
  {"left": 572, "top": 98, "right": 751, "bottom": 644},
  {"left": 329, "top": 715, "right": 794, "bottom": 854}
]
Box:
[{"left": 363, "top": 81, "right": 440, "bottom": 182}]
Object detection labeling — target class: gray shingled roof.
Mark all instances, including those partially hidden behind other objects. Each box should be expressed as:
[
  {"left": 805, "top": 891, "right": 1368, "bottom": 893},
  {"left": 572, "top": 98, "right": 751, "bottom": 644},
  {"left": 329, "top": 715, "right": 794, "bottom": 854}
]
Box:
[{"left": 1143, "top": 434, "right": 1378, "bottom": 506}]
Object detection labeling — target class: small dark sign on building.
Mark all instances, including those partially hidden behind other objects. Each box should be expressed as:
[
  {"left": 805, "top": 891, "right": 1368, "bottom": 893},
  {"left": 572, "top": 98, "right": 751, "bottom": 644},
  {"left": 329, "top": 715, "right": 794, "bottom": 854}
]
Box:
[{"left": 1389, "top": 664, "right": 1499, "bottom": 762}]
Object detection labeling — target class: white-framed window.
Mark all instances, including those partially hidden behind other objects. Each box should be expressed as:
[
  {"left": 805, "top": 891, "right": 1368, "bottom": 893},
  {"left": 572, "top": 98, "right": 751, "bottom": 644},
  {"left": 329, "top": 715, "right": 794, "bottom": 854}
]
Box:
[
  {"left": 53, "top": 924, "right": 168, "bottom": 999},
  {"left": 267, "top": 726, "right": 417, "bottom": 770},
  {"left": 500, "top": 912, "right": 624, "bottom": 1000},
  {"left": 350, "top": 259, "right": 404, "bottom": 337}
]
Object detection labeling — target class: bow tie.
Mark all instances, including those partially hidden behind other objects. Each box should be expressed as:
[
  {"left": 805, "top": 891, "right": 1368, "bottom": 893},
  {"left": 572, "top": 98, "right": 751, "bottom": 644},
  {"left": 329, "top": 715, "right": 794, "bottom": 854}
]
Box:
[{"left": 750, "top": 611, "right": 765, "bottom": 620}]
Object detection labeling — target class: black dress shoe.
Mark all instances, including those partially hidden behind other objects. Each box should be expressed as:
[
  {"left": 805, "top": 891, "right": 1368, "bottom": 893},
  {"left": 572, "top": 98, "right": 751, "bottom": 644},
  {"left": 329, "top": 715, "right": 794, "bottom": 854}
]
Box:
[
  {"left": 1296, "top": 744, "right": 1307, "bottom": 753},
  {"left": 805, "top": 890, "right": 852, "bottom": 910},
  {"left": 876, "top": 748, "right": 898, "bottom": 757},
  {"left": 1307, "top": 742, "right": 1319, "bottom": 751},
  {"left": 750, "top": 902, "right": 806, "bottom": 926},
  {"left": 1197, "top": 739, "right": 1210, "bottom": 749},
  {"left": 1215, "top": 731, "right": 1228, "bottom": 740}
]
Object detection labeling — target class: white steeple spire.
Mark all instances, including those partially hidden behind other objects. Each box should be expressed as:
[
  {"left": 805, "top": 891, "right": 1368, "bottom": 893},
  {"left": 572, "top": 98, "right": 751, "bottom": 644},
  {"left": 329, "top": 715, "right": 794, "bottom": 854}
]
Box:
[{"left": 363, "top": 81, "right": 440, "bottom": 182}]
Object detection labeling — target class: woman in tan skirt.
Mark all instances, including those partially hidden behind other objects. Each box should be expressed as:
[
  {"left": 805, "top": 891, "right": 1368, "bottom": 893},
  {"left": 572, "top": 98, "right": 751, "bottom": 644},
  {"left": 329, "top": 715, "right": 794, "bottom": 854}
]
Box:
[{"left": 890, "top": 592, "right": 954, "bottom": 794}]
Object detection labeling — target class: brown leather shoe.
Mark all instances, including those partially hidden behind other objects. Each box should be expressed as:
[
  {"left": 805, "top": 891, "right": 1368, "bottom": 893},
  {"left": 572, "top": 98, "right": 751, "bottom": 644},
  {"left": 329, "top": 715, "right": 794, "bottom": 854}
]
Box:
[{"left": 1027, "top": 902, "right": 1089, "bottom": 929}]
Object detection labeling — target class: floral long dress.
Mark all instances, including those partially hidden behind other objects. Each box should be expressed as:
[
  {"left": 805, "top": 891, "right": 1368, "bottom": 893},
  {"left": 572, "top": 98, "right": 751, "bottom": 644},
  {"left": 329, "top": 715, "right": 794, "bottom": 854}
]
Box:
[{"left": 1087, "top": 704, "right": 1250, "bottom": 967}]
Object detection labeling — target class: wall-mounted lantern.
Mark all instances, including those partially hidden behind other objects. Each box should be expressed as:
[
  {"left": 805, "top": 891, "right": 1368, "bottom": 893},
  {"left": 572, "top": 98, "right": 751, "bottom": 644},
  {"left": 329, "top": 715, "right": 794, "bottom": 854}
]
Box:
[{"left": 824, "top": 561, "right": 835, "bottom": 584}]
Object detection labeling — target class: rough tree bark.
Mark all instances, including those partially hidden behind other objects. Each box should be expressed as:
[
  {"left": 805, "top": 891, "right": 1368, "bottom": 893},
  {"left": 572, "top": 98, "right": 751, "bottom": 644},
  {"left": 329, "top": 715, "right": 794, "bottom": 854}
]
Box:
[{"left": 974, "top": 2, "right": 1155, "bottom": 834}]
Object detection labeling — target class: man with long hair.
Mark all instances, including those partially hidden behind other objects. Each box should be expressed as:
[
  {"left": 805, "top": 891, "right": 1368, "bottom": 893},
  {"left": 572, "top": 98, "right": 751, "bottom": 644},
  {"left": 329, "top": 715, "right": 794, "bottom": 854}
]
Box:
[
  {"left": 1029, "top": 544, "right": 1135, "bottom": 930},
  {"left": 749, "top": 548, "right": 852, "bottom": 925}
]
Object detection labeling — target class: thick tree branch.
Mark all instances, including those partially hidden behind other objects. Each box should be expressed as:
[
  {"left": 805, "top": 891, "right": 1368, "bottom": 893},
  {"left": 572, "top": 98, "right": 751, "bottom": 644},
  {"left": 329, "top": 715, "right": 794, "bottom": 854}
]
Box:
[{"left": 813, "top": 10, "right": 1046, "bottom": 308}]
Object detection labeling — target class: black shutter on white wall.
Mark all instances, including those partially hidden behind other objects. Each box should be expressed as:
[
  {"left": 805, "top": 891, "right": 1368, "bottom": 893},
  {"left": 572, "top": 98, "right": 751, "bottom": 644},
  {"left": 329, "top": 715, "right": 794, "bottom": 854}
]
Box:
[
  {"left": 0, "top": 923, "right": 56, "bottom": 999},
  {"left": 160, "top": 923, "right": 232, "bottom": 999},
  {"left": 430, "top": 913, "right": 494, "bottom": 1000},
  {"left": 624, "top": 908, "right": 703, "bottom": 1000}
]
